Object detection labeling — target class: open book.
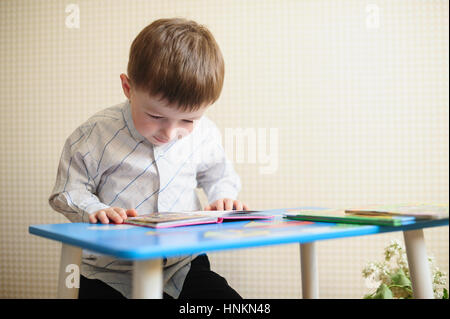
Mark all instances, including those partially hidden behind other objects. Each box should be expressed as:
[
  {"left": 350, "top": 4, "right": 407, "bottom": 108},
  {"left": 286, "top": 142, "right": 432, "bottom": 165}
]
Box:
[
  {"left": 345, "top": 203, "right": 449, "bottom": 220},
  {"left": 284, "top": 208, "right": 416, "bottom": 226},
  {"left": 124, "top": 210, "right": 274, "bottom": 228}
]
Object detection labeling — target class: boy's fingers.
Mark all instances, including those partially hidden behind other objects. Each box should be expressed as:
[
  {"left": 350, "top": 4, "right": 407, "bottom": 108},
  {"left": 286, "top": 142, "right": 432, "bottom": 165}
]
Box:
[
  {"left": 233, "top": 200, "right": 243, "bottom": 211},
  {"left": 243, "top": 204, "right": 250, "bottom": 211},
  {"left": 89, "top": 213, "right": 98, "bottom": 224},
  {"left": 216, "top": 200, "right": 225, "bottom": 211},
  {"left": 114, "top": 207, "right": 127, "bottom": 220},
  {"left": 126, "top": 209, "right": 138, "bottom": 217},
  {"left": 204, "top": 205, "right": 211, "bottom": 211},
  {"left": 224, "top": 198, "right": 234, "bottom": 210},
  {"left": 98, "top": 211, "right": 109, "bottom": 224},
  {"left": 106, "top": 210, "right": 122, "bottom": 224}
]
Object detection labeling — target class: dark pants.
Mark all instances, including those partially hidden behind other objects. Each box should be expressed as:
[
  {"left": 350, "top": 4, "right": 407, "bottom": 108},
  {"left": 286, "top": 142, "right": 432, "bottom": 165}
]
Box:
[{"left": 78, "top": 254, "right": 242, "bottom": 299}]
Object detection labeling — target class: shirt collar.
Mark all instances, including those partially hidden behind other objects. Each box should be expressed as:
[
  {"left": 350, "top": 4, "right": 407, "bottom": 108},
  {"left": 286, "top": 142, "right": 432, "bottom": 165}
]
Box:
[{"left": 122, "top": 99, "right": 148, "bottom": 143}]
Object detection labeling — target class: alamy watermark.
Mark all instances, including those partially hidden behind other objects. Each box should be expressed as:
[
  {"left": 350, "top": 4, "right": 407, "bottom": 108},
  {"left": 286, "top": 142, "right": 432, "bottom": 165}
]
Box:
[
  {"left": 163, "top": 127, "right": 279, "bottom": 175},
  {"left": 365, "top": 4, "right": 380, "bottom": 30},
  {"left": 65, "top": 4, "right": 80, "bottom": 29},
  {"left": 224, "top": 128, "right": 278, "bottom": 175},
  {"left": 65, "top": 264, "right": 80, "bottom": 288}
]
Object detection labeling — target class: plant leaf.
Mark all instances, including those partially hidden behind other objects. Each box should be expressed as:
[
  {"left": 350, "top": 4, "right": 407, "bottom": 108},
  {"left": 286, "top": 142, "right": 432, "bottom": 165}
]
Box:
[
  {"left": 443, "top": 288, "right": 448, "bottom": 299},
  {"left": 390, "top": 269, "right": 411, "bottom": 287},
  {"left": 373, "top": 283, "right": 393, "bottom": 299}
]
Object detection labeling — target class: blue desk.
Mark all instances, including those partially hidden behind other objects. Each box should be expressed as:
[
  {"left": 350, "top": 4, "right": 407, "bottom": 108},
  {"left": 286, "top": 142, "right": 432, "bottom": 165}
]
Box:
[{"left": 29, "top": 208, "right": 448, "bottom": 299}]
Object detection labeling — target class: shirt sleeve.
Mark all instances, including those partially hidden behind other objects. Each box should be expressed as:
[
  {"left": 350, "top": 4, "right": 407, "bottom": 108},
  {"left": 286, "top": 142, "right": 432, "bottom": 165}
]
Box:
[
  {"left": 49, "top": 125, "right": 110, "bottom": 223},
  {"left": 196, "top": 119, "right": 242, "bottom": 204}
]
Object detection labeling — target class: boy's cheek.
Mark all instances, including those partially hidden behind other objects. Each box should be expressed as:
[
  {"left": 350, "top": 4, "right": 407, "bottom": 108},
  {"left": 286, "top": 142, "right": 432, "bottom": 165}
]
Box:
[
  {"left": 135, "top": 121, "right": 157, "bottom": 137},
  {"left": 176, "top": 127, "right": 192, "bottom": 138}
]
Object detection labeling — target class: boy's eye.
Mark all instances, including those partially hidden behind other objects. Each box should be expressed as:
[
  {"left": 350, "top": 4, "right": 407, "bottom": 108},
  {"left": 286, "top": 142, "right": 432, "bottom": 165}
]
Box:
[
  {"left": 147, "top": 114, "right": 163, "bottom": 120},
  {"left": 146, "top": 113, "right": 193, "bottom": 124}
]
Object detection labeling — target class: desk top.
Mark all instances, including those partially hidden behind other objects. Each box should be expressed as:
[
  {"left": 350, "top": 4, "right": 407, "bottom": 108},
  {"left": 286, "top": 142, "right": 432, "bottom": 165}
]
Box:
[{"left": 29, "top": 208, "right": 449, "bottom": 260}]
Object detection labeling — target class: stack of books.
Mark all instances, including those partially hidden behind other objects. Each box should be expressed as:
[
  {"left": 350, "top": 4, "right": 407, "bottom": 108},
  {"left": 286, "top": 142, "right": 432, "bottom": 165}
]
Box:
[{"left": 283, "top": 203, "right": 449, "bottom": 227}]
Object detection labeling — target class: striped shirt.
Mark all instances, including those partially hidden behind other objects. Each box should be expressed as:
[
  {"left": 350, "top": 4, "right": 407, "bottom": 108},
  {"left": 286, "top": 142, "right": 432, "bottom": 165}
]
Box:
[{"left": 49, "top": 99, "right": 241, "bottom": 298}]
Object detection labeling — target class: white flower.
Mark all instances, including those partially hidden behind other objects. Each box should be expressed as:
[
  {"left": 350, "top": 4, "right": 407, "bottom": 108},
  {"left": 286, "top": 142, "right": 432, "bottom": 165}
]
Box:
[
  {"left": 378, "top": 264, "right": 392, "bottom": 285},
  {"left": 384, "top": 239, "right": 403, "bottom": 262},
  {"left": 362, "top": 262, "right": 381, "bottom": 287},
  {"left": 434, "top": 290, "right": 444, "bottom": 299},
  {"left": 364, "top": 277, "right": 380, "bottom": 289},
  {"left": 363, "top": 240, "right": 448, "bottom": 299},
  {"left": 362, "top": 261, "right": 378, "bottom": 278},
  {"left": 433, "top": 268, "right": 447, "bottom": 287}
]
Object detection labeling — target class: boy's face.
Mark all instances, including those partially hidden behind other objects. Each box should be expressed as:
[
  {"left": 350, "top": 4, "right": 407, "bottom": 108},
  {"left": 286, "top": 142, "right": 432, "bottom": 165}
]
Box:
[{"left": 120, "top": 74, "right": 207, "bottom": 146}]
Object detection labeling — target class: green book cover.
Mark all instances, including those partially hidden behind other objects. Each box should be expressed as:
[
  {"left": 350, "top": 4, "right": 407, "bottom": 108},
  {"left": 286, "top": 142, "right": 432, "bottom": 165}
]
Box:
[{"left": 284, "top": 208, "right": 416, "bottom": 226}]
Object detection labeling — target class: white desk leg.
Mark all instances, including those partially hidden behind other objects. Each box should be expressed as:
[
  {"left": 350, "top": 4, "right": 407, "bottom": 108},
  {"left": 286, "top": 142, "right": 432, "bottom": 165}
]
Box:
[
  {"left": 132, "top": 258, "right": 163, "bottom": 299},
  {"left": 403, "top": 229, "right": 434, "bottom": 299},
  {"left": 57, "top": 243, "right": 82, "bottom": 299},
  {"left": 300, "top": 242, "right": 319, "bottom": 298}
]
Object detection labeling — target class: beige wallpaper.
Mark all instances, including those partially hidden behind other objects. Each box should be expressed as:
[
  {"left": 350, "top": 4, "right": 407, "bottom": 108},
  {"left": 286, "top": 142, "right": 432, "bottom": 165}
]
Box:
[{"left": 0, "top": 0, "right": 448, "bottom": 298}]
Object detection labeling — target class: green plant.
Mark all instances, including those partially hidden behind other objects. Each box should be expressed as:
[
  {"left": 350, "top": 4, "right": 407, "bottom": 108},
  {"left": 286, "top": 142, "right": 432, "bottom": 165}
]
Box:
[{"left": 362, "top": 239, "right": 449, "bottom": 299}]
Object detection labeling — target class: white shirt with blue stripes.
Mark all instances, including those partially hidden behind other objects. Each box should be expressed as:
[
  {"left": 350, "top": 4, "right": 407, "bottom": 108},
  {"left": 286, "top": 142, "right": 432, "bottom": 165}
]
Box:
[{"left": 49, "top": 99, "right": 241, "bottom": 298}]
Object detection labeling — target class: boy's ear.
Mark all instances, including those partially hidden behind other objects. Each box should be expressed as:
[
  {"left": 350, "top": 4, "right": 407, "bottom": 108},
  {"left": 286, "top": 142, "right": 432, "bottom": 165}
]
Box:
[{"left": 120, "top": 73, "right": 132, "bottom": 99}]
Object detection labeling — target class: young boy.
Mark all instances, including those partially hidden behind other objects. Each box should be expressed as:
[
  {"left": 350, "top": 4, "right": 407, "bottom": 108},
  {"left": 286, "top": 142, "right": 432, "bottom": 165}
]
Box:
[{"left": 49, "top": 18, "right": 247, "bottom": 299}]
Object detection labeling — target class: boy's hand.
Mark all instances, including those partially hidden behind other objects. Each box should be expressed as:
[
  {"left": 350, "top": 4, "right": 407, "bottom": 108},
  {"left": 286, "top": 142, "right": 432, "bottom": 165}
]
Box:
[
  {"left": 204, "top": 198, "right": 249, "bottom": 211},
  {"left": 89, "top": 207, "right": 138, "bottom": 224}
]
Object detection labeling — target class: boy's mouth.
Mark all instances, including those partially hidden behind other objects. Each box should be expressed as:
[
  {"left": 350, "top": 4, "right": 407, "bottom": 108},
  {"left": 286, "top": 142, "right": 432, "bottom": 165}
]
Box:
[{"left": 153, "top": 135, "right": 169, "bottom": 144}]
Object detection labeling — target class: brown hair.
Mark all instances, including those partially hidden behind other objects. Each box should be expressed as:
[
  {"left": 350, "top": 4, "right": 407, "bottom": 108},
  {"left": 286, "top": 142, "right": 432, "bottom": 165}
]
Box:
[{"left": 127, "top": 18, "right": 224, "bottom": 111}]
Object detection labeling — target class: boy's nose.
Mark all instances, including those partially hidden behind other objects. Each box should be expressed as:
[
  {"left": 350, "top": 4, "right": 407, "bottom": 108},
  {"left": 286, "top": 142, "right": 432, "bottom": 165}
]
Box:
[{"left": 160, "top": 127, "right": 177, "bottom": 141}]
